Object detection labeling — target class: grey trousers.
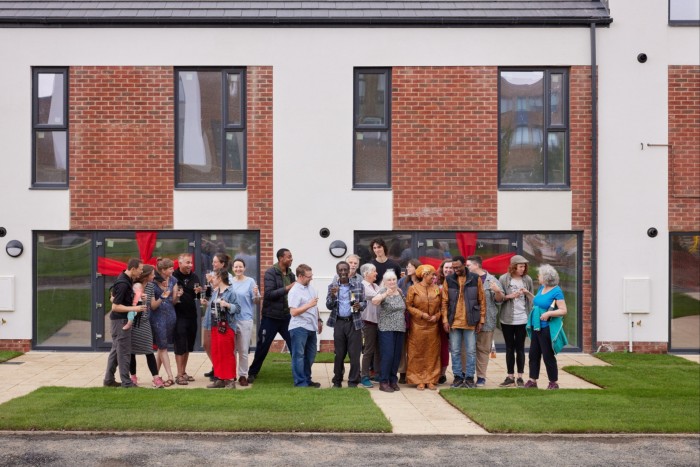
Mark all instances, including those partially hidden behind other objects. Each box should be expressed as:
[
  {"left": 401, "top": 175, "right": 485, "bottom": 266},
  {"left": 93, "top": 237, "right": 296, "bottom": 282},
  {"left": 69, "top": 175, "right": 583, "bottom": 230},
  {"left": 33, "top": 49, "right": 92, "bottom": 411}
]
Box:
[
  {"left": 361, "top": 322, "right": 381, "bottom": 378},
  {"left": 104, "top": 318, "right": 134, "bottom": 387}
]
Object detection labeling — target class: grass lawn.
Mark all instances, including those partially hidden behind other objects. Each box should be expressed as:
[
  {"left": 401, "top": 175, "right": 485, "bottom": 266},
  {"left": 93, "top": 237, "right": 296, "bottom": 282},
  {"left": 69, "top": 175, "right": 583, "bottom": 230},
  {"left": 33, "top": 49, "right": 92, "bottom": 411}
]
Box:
[
  {"left": 441, "top": 353, "right": 700, "bottom": 433},
  {"left": 0, "top": 353, "right": 390, "bottom": 433},
  {"left": 0, "top": 351, "right": 22, "bottom": 363}
]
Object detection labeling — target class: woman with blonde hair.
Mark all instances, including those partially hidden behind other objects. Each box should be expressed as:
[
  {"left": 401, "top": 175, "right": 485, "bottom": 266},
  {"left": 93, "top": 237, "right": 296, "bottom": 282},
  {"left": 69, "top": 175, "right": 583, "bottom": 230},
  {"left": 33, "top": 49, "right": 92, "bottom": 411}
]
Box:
[
  {"left": 406, "top": 264, "right": 442, "bottom": 390},
  {"left": 372, "top": 270, "right": 407, "bottom": 393}
]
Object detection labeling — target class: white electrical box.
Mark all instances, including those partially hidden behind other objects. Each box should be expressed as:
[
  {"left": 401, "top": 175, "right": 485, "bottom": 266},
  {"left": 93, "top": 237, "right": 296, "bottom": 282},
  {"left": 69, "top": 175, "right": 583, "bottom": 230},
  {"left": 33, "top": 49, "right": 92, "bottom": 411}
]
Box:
[
  {"left": 623, "top": 277, "right": 651, "bottom": 314},
  {"left": 0, "top": 275, "right": 15, "bottom": 311}
]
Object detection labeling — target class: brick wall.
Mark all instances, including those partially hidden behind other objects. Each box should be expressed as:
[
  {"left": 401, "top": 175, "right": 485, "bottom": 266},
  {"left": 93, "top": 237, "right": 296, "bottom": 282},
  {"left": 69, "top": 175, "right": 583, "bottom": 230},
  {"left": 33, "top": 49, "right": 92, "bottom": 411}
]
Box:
[
  {"left": 669, "top": 65, "right": 700, "bottom": 231},
  {"left": 391, "top": 66, "right": 595, "bottom": 351},
  {"left": 0, "top": 339, "right": 32, "bottom": 352},
  {"left": 69, "top": 66, "right": 174, "bottom": 230},
  {"left": 570, "top": 66, "right": 594, "bottom": 352},
  {"left": 392, "top": 67, "right": 498, "bottom": 230},
  {"left": 247, "top": 66, "right": 274, "bottom": 285},
  {"left": 595, "top": 341, "right": 668, "bottom": 354}
]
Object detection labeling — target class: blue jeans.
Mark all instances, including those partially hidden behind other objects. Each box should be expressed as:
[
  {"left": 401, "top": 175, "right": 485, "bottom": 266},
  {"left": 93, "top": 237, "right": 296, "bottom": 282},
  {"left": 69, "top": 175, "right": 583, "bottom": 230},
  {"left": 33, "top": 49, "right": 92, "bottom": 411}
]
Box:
[
  {"left": 449, "top": 328, "right": 476, "bottom": 380},
  {"left": 378, "top": 330, "right": 405, "bottom": 384},
  {"left": 290, "top": 327, "right": 317, "bottom": 387}
]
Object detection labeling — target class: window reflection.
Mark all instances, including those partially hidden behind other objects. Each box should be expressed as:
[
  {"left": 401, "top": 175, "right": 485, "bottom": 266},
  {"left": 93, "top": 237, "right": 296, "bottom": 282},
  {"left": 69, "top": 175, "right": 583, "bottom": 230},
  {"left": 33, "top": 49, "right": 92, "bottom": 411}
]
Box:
[{"left": 670, "top": 234, "right": 700, "bottom": 350}]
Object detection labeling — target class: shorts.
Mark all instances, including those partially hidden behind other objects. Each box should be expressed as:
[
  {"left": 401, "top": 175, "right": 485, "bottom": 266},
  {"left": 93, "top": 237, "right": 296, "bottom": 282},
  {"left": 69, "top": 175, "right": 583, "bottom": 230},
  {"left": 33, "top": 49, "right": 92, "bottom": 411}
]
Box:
[{"left": 174, "top": 317, "right": 198, "bottom": 355}]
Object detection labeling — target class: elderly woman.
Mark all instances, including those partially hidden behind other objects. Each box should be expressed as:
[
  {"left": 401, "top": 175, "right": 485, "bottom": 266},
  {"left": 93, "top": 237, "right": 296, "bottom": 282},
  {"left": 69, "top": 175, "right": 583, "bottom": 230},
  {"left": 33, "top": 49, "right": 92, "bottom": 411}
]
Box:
[
  {"left": 406, "top": 265, "right": 442, "bottom": 390},
  {"left": 203, "top": 252, "right": 235, "bottom": 380},
  {"left": 498, "top": 255, "right": 534, "bottom": 388},
  {"left": 371, "top": 270, "right": 407, "bottom": 393},
  {"left": 360, "top": 263, "right": 381, "bottom": 388},
  {"left": 522, "top": 264, "right": 568, "bottom": 390},
  {"left": 202, "top": 270, "right": 241, "bottom": 389}
]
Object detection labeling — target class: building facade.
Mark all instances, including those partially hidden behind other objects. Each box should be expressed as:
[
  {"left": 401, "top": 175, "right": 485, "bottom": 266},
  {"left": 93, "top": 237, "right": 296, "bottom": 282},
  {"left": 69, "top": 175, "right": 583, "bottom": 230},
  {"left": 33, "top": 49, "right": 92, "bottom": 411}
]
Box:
[{"left": 0, "top": 0, "right": 698, "bottom": 354}]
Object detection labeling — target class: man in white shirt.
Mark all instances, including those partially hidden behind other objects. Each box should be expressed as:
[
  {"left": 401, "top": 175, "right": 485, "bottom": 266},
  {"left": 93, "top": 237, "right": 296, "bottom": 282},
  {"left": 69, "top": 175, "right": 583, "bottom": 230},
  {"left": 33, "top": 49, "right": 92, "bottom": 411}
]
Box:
[{"left": 288, "top": 264, "right": 322, "bottom": 387}]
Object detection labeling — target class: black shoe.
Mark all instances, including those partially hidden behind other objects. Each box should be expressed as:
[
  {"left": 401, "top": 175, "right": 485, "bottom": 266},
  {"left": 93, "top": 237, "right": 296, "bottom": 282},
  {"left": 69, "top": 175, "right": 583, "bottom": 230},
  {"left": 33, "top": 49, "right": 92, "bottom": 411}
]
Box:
[
  {"left": 390, "top": 382, "right": 400, "bottom": 391},
  {"left": 450, "top": 378, "right": 464, "bottom": 389},
  {"left": 438, "top": 375, "right": 447, "bottom": 385},
  {"left": 247, "top": 374, "right": 256, "bottom": 384},
  {"left": 332, "top": 383, "right": 342, "bottom": 388},
  {"left": 463, "top": 377, "right": 476, "bottom": 389},
  {"left": 103, "top": 381, "right": 121, "bottom": 388},
  {"left": 204, "top": 368, "right": 214, "bottom": 378},
  {"left": 398, "top": 373, "right": 406, "bottom": 384},
  {"left": 309, "top": 381, "right": 321, "bottom": 388}
]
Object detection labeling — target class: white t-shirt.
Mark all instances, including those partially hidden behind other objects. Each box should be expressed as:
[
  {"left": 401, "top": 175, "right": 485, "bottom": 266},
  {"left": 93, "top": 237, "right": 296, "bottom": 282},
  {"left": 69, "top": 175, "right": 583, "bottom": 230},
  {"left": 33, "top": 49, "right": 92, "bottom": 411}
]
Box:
[
  {"left": 287, "top": 283, "right": 319, "bottom": 332},
  {"left": 509, "top": 277, "right": 528, "bottom": 325}
]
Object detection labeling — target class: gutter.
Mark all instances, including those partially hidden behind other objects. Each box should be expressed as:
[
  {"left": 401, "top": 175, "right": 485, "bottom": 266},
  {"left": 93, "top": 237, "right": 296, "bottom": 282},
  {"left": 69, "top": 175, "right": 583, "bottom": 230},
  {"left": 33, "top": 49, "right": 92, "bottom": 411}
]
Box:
[{"left": 589, "top": 23, "right": 599, "bottom": 352}]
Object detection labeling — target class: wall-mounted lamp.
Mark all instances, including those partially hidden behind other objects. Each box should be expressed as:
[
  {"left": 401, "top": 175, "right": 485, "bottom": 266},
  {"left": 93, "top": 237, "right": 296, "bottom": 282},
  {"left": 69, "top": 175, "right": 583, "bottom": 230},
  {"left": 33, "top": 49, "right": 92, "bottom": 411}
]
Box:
[
  {"left": 329, "top": 240, "right": 347, "bottom": 258},
  {"left": 5, "top": 240, "right": 24, "bottom": 258}
]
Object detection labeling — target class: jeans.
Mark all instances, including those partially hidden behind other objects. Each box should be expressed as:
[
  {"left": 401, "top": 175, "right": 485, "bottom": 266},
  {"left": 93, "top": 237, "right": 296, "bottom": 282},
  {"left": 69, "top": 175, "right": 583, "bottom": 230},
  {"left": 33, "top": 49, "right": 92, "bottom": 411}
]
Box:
[
  {"left": 449, "top": 328, "right": 476, "bottom": 380},
  {"left": 235, "top": 320, "right": 254, "bottom": 378},
  {"left": 529, "top": 327, "right": 558, "bottom": 382},
  {"left": 378, "top": 330, "right": 405, "bottom": 384},
  {"left": 501, "top": 323, "right": 527, "bottom": 375},
  {"left": 248, "top": 315, "right": 292, "bottom": 377},
  {"left": 290, "top": 327, "right": 317, "bottom": 387}
]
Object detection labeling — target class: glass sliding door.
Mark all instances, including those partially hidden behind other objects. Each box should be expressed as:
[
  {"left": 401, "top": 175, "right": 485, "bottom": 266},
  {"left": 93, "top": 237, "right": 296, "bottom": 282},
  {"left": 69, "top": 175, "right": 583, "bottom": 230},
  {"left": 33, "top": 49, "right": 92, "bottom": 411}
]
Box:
[
  {"left": 34, "top": 232, "right": 93, "bottom": 348},
  {"left": 670, "top": 233, "right": 700, "bottom": 351}
]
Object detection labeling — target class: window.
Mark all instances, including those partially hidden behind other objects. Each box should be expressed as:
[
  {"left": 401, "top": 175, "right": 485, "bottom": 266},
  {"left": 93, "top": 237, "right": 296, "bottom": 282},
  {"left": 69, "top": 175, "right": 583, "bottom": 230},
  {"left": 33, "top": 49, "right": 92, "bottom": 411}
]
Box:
[
  {"left": 175, "top": 68, "right": 246, "bottom": 188},
  {"left": 499, "top": 69, "right": 569, "bottom": 189},
  {"left": 669, "top": 233, "right": 700, "bottom": 351},
  {"left": 32, "top": 68, "right": 68, "bottom": 187},
  {"left": 669, "top": 0, "right": 700, "bottom": 25},
  {"left": 354, "top": 68, "right": 391, "bottom": 188}
]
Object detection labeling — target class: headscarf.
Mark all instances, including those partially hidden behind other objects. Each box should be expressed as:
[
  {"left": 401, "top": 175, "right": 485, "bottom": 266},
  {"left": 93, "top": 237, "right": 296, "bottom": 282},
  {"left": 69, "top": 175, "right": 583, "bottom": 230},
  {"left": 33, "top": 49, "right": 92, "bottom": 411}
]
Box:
[{"left": 415, "top": 264, "right": 436, "bottom": 280}]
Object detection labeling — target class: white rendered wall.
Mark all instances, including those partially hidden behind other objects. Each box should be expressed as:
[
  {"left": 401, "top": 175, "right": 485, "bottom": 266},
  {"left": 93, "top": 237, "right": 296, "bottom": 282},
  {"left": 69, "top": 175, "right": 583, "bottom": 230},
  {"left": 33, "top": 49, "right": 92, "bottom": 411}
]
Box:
[
  {"left": 596, "top": 0, "right": 700, "bottom": 344},
  {"left": 0, "top": 25, "right": 593, "bottom": 343}
]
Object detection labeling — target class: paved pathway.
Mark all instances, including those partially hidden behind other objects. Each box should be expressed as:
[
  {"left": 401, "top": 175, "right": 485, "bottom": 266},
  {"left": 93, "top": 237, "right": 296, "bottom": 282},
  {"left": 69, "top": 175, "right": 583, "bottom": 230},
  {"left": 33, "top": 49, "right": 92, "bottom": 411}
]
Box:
[{"left": 0, "top": 350, "right": 617, "bottom": 434}]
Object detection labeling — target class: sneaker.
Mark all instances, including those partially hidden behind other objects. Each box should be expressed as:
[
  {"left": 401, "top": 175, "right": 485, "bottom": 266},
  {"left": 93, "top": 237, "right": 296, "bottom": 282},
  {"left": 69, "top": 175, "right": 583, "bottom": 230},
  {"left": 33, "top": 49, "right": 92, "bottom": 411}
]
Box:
[
  {"left": 309, "top": 381, "right": 322, "bottom": 388},
  {"left": 523, "top": 379, "right": 538, "bottom": 389},
  {"left": 371, "top": 375, "right": 381, "bottom": 382},
  {"left": 379, "top": 382, "right": 394, "bottom": 393},
  {"left": 450, "top": 378, "right": 464, "bottom": 388},
  {"left": 360, "top": 376, "right": 374, "bottom": 388},
  {"left": 516, "top": 377, "right": 525, "bottom": 388},
  {"left": 438, "top": 375, "right": 447, "bottom": 385},
  {"left": 463, "top": 377, "right": 476, "bottom": 389},
  {"left": 130, "top": 375, "right": 138, "bottom": 386},
  {"left": 547, "top": 381, "right": 559, "bottom": 390},
  {"left": 476, "top": 377, "right": 486, "bottom": 387},
  {"left": 152, "top": 376, "right": 165, "bottom": 389},
  {"left": 207, "top": 379, "right": 226, "bottom": 389},
  {"left": 499, "top": 376, "right": 516, "bottom": 388}
]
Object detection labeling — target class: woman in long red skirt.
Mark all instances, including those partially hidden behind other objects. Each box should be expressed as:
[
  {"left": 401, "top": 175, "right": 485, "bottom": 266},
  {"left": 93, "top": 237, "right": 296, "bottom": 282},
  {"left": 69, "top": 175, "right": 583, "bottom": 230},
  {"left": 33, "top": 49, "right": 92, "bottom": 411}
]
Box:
[{"left": 202, "top": 270, "right": 240, "bottom": 388}]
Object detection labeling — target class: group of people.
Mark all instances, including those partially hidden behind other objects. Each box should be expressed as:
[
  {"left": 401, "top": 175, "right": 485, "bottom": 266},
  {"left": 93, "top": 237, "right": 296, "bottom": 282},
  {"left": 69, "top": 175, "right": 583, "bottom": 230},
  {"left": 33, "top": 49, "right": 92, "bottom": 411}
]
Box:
[
  {"left": 103, "top": 239, "right": 569, "bottom": 392},
  {"left": 103, "top": 252, "right": 259, "bottom": 389}
]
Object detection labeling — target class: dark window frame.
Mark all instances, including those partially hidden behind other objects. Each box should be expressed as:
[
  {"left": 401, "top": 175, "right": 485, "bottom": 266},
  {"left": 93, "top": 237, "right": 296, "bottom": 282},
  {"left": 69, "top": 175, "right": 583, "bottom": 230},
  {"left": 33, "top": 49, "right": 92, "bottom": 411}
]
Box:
[
  {"left": 669, "top": 0, "right": 700, "bottom": 26},
  {"left": 498, "top": 67, "right": 570, "bottom": 190},
  {"left": 174, "top": 67, "right": 247, "bottom": 189},
  {"left": 353, "top": 67, "right": 392, "bottom": 189},
  {"left": 668, "top": 231, "right": 700, "bottom": 353},
  {"left": 31, "top": 67, "right": 69, "bottom": 189}
]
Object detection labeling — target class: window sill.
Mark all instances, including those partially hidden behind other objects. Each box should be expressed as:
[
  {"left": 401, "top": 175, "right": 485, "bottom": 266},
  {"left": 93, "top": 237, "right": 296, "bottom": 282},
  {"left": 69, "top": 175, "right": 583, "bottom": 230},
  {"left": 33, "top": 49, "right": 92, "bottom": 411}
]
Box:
[
  {"left": 175, "top": 186, "right": 247, "bottom": 191},
  {"left": 29, "top": 185, "right": 69, "bottom": 190},
  {"left": 498, "top": 186, "right": 571, "bottom": 192}
]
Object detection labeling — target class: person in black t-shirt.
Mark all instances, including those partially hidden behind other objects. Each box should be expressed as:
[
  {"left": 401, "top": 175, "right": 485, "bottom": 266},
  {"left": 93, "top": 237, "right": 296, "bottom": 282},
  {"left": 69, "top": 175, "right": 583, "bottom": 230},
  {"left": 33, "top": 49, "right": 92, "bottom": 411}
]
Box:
[
  {"left": 369, "top": 238, "right": 401, "bottom": 286},
  {"left": 173, "top": 253, "right": 202, "bottom": 383}
]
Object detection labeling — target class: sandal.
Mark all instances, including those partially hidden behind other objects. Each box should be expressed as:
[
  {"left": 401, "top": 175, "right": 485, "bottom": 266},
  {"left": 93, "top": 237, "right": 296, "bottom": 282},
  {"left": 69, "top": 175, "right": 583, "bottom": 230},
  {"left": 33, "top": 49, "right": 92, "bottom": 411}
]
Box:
[
  {"left": 184, "top": 373, "right": 195, "bottom": 382},
  {"left": 163, "top": 379, "right": 174, "bottom": 387},
  {"left": 176, "top": 375, "right": 188, "bottom": 385}
]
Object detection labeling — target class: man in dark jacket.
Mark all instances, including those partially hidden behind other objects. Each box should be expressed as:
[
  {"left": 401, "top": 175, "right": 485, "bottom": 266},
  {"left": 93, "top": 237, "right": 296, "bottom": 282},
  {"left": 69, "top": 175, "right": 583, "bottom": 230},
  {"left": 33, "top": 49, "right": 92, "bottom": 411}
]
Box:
[
  {"left": 103, "top": 258, "right": 145, "bottom": 388},
  {"left": 247, "top": 248, "right": 295, "bottom": 383},
  {"left": 440, "top": 255, "right": 486, "bottom": 389}
]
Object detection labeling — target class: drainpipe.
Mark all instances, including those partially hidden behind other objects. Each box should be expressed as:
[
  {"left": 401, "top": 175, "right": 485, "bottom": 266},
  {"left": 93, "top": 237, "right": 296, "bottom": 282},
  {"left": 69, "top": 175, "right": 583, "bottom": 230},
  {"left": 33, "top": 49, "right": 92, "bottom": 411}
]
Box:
[{"left": 590, "top": 23, "right": 599, "bottom": 353}]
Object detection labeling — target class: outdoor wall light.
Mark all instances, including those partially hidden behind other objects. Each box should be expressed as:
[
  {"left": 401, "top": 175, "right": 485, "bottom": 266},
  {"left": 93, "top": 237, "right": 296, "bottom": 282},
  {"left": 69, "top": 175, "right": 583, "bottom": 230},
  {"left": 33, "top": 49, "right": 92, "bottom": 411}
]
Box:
[
  {"left": 329, "top": 240, "right": 347, "bottom": 258},
  {"left": 637, "top": 53, "right": 648, "bottom": 63},
  {"left": 319, "top": 228, "right": 330, "bottom": 238},
  {"left": 5, "top": 240, "right": 23, "bottom": 258},
  {"left": 647, "top": 227, "right": 658, "bottom": 238}
]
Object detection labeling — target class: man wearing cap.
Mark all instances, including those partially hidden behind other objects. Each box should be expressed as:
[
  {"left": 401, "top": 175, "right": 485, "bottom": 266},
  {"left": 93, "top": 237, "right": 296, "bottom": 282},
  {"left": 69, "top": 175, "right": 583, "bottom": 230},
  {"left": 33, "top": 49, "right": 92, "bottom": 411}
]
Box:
[
  {"left": 497, "top": 255, "right": 534, "bottom": 388},
  {"left": 441, "top": 255, "right": 486, "bottom": 389}
]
